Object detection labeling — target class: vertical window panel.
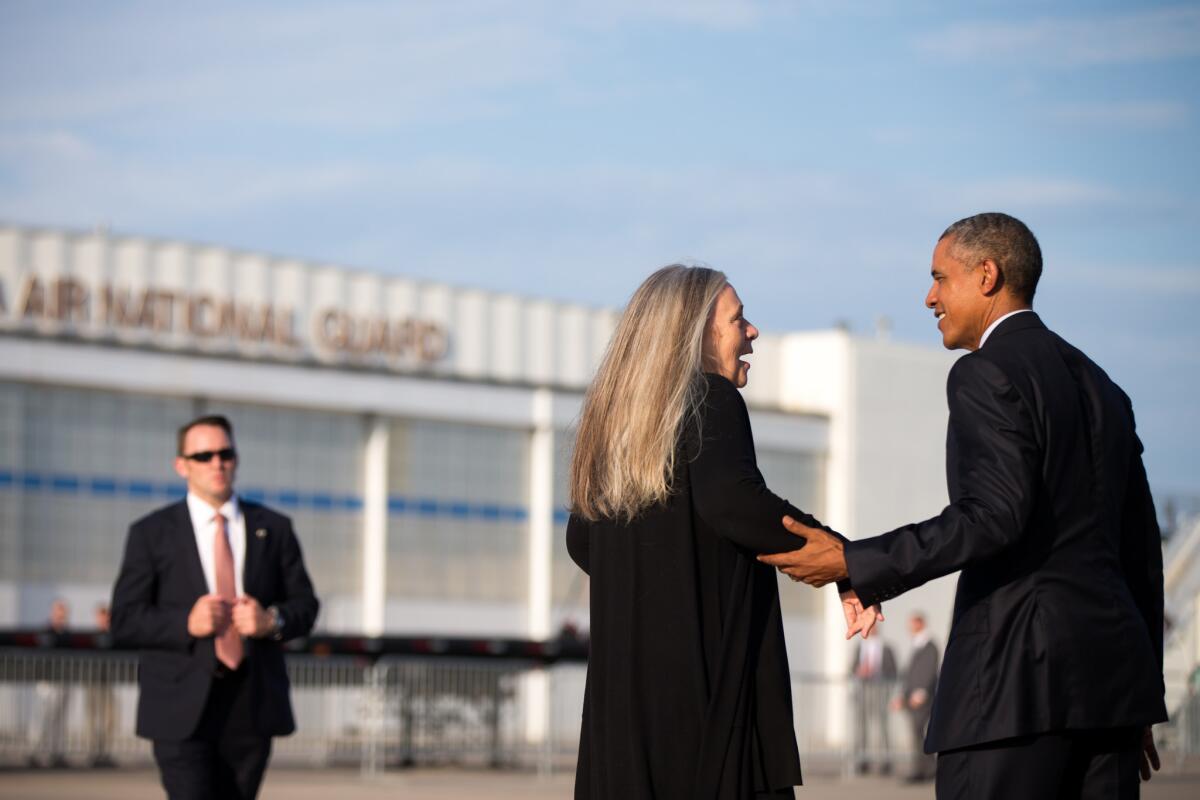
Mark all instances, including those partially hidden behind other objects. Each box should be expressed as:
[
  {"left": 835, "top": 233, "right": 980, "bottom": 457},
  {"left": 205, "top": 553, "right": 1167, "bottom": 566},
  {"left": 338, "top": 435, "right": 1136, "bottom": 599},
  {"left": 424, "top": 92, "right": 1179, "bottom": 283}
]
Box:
[{"left": 386, "top": 420, "right": 529, "bottom": 603}]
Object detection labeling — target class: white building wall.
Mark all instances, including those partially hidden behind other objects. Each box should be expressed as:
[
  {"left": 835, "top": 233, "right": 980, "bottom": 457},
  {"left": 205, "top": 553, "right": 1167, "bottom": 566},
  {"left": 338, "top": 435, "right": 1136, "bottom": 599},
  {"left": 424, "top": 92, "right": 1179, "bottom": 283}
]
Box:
[
  {"left": 847, "top": 338, "right": 961, "bottom": 658},
  {"left": 770, "top": 331, "right": 958, "bottom": 746},
  {"left": 0, "top": 225, "right": 624, "bottom": 391}
]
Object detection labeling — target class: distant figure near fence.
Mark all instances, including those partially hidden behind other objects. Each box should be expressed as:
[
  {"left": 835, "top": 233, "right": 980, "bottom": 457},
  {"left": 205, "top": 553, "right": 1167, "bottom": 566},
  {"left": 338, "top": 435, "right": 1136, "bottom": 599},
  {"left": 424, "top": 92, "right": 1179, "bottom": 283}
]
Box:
[
  {"left": 31, "top": 598, "right": 71, "bottom": 768},
  {"left": 86, "top": 603, "right": 117, "bottom": 768},
  {"left": 111, "top": 414, "right": 319, "bottom": 800},
  {"left": 892, "top": 612, "right": 938, "bottom": 783},
  {"left": 849, "top": 624, "right": 896, "bottom": 775}
]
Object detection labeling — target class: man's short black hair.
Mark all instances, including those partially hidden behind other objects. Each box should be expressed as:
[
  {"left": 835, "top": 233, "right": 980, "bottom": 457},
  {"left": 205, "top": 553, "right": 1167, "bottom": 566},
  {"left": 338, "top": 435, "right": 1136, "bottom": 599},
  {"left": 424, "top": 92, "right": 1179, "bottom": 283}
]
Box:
[
  {"left": 177, "top": 415, "right": 235, "bottom": 456},
  {"left": 939, "top": 212, "right": 1043, "bottom": 303}
]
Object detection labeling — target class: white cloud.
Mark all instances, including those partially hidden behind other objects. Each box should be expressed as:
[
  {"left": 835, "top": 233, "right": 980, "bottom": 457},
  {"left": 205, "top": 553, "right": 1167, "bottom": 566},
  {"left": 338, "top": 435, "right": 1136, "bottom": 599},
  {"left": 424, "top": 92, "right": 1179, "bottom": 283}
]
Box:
[
  {"left": 0, "top": 130, "right": 98, "bottom": 162},
  {"left": 914, "top": 6, "right": 1200, "bottom": 66},
  {"left": 0, "top": 1, "right": 807, "bottom": 130},
  {"left": 1056, "top": 263, "right": 1200, "bottom": 296},
  {"left": 948, "top": 176, "right": 1125, "bottom": 209},
  {"left": 1049, "top": 101, "right": 1190, "bottom": 129},
  {"left": 0, "top": 3, "right": 571, "bottom": 129}
]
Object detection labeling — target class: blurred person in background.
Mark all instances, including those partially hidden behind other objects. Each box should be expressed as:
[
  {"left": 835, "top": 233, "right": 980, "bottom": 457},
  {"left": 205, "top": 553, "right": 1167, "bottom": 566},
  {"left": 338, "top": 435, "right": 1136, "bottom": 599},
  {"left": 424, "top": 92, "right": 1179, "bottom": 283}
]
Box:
[
  {"left": 111, "top": 414, "right": 319, "bottom": 800},
  {"left": 891, "top": 611, "right": 938, "bottom": 783},
  {"left": 31, "top": 597, "right": 71, "bottom": 768},
  {"left": 86, "top": 603, "right": 117, "bottom": 767},
  {"left": 849, "top": 623, "right": 896, "bottom": 775},
  {"left": 566, "top": 265, "right": 880, "bottom": 800}
]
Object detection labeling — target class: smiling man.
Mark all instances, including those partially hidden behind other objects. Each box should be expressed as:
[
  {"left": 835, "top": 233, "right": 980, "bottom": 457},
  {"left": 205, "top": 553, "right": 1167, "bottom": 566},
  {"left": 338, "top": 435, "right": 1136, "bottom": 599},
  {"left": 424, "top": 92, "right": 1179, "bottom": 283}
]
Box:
[
  {"left": 111, "top": 415, "right": 319, "bottom": 800},
  {"left": 760, "top": 213, "right": 1166, "bottom": 799}
]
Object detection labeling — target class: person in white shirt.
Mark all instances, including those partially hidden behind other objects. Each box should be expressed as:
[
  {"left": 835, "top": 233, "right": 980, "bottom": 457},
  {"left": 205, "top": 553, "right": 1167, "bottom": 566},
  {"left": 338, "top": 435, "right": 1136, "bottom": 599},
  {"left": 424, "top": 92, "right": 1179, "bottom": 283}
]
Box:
[{"left": 849, "top": 625, "right": 897, "bottom": 774}]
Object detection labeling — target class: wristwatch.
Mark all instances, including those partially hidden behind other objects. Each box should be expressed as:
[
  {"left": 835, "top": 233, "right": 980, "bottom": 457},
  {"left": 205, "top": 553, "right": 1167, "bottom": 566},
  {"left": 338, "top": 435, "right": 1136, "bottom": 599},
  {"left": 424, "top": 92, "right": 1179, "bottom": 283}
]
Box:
[{"left": 266, "top": 605, "right": 285, "bottom": 641}]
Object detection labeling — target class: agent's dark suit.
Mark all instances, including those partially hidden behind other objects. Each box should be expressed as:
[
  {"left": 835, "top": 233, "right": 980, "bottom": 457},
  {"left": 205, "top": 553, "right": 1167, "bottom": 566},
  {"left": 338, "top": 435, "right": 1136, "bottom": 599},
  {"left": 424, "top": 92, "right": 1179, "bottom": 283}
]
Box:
[
  {"left": 900, "top": 638, "right": 938, "bottom": 780},
  {"left": 111, "top": 498, "right": 318, "bottom": 799},
  {"left": 844, "top": 313, "right": 1165, "bottom": 795}
]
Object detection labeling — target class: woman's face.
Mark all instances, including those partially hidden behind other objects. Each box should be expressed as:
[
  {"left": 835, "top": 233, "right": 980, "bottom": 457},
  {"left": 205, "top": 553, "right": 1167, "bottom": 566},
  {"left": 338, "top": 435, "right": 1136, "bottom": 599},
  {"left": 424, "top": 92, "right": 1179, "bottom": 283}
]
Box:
[{"left": 703, "top": 283, "right": 758, "bottom": 388}]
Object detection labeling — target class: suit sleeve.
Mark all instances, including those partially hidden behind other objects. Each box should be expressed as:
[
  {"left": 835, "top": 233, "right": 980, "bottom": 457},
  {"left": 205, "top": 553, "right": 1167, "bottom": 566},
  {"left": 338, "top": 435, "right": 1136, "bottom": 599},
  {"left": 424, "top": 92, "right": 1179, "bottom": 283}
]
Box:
[
  {"left": 110, "top": 520, "right": 192, "bottom": 652},
  {"left": 844, "top": 354, "right": 1040, "bottom": 607},
  {"left": 690, "top": 377, "right": 849, "bottom": 560},
  {"left": 274, "top": 522, "right": 320, "bottom": 641},
  {"left": 1118, "top": 398, "right": 1164, "bottom": 673}
]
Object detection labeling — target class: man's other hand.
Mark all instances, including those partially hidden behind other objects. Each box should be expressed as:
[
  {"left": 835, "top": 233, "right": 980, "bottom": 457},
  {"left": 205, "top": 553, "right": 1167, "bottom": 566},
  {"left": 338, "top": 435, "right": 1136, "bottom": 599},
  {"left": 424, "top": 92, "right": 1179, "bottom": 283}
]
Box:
[
  {"left": 187, "top": 594, "right": 231, "bottom": 638},
  {"left": 758, "top": 516, "right": 850, "bottom": 587},
  {"left": 1140, "top": 726, "right": 1161, "bottom": 781},
  {"left": 233, "top": 595, "right": 273, "bottom": 638}
]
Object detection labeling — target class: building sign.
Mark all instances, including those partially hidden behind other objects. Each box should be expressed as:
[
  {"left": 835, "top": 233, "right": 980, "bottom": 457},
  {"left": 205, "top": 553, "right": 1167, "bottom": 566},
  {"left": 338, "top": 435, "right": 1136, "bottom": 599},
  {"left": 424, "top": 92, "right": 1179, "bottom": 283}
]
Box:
[{"left": 0, "top": 273, "right": 450, "bottom": 367}]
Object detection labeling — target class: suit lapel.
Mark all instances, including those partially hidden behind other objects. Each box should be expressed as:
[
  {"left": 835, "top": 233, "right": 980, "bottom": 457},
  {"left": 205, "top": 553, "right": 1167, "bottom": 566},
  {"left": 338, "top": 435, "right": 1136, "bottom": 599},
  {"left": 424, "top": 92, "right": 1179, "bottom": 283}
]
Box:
[
  {"left": 241, "top": 500, "right": 268, "bottom": 597},
  {"left": 171, "top": 500, "right": 209, "bottom": 599}
]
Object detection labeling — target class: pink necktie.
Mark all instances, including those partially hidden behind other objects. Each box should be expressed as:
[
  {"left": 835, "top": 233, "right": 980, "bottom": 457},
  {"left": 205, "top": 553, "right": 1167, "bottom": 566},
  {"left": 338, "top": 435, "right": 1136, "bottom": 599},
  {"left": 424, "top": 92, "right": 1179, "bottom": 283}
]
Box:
[{"left": 213, "top": 512, "right": 243, "bottom": 670}]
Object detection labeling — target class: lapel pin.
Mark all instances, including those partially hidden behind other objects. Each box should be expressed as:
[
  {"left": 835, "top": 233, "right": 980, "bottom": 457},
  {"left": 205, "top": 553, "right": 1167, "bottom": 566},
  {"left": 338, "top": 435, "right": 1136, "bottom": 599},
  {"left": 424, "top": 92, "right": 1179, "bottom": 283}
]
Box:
[{"left": 255, "top": 528, "right": 268, "bottom": 539}]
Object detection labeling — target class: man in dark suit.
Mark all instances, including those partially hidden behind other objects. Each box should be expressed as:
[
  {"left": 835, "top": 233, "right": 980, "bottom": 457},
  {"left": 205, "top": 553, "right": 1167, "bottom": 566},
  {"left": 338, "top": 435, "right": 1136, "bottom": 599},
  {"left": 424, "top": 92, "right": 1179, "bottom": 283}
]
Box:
[
  {"left": 849, "top": 632, "right": 897, "bottom": 775},
  {"left": 891, "top": 612, "right": 938, "bottom": 783},
  {"left": 111, "top": 414, "right": 319, "bottom": 800},
  {"left": 761, "top": 213, "right": 1166, "bottom": 798}
]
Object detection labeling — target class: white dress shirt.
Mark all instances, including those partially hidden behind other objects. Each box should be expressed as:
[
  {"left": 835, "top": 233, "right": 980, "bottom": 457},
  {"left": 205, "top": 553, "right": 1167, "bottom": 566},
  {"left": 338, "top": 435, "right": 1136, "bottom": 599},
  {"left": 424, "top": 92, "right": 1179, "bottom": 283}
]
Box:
[
  {"left": 186, "top": 492, "right": 246, "bottom": 597},
  {"left": 858, "top": 636, "right": 884, "bottom": 676},
  {"left": 979, "top": 308, "right": 1033, "bottom": 349}
]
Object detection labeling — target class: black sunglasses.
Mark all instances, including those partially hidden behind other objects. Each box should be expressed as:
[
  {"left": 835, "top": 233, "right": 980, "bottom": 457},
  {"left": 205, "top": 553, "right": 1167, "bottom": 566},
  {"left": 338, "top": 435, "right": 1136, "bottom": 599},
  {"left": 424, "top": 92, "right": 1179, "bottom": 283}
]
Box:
[{"left": 182, "top": 448, "right": 238, "bottom": 463}]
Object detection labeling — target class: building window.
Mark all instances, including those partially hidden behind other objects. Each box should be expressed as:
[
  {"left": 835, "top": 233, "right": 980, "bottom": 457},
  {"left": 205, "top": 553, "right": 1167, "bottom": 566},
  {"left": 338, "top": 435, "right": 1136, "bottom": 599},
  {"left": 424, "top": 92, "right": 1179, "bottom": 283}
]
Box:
[
  {"left": 204, "top": 400, "right": 364, "bottom": 599},
  {"left": 0, "top": 381, "right": 193, "bottom": 584},
  {"left": 386, "top": 419, "right": 529, "bottom": 603}
]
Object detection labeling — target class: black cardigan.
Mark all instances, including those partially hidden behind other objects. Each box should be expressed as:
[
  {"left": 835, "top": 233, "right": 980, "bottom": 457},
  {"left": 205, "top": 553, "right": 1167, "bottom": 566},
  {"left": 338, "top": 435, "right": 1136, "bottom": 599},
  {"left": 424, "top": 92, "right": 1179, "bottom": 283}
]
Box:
[{"left": 568, "top": 373, "right": 833, "bottom": 800}]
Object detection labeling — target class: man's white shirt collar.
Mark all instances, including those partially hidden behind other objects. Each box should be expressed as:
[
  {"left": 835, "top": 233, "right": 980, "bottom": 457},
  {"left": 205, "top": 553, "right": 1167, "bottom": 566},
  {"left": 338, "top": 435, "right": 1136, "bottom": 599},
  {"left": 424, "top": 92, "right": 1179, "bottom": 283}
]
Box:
[
  {"left": 912, "top": 630, "right": 931, "bottom": 649},
  {"left": 979, "top": 308, "right": 1033, "bottom": 349},
  {"left": 186, "top": 492, "right": 246, "bottom": 597}
]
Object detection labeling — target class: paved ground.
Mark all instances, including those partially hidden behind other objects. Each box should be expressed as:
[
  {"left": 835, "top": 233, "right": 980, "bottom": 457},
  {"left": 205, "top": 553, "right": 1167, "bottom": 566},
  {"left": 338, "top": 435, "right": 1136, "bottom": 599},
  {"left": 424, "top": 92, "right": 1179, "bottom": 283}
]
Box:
[{"left": 1, "top": 767, "right": 1200, "bottom": 799}]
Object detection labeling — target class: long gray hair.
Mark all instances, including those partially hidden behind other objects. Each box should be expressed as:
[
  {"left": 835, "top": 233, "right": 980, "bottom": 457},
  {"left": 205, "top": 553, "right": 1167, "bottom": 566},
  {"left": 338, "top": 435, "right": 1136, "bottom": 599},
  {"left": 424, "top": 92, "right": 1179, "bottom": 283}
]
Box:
[{"left": 569, "top": 264, "right": 728, "bottom": 522}]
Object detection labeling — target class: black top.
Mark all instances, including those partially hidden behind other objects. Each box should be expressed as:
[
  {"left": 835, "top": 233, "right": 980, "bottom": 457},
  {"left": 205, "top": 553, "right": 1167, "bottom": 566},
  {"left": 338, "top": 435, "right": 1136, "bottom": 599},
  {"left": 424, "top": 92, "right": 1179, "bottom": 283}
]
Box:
[
  {"left": 844, "top": 312, "right": 1167, "bottom": 752},
  {"left": 568, "top": 373, "right": 835, "bottom": 800},
  {"left": 110, "top": 498, "right": 320, "bottom": 741}
]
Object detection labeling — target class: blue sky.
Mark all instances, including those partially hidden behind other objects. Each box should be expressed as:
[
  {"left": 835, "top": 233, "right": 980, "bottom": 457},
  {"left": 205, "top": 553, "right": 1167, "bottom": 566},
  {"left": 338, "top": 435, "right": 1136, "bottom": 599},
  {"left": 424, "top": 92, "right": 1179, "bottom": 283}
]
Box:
[{"left": 1, "top": 1, "right": 1197, "bottom": 506}]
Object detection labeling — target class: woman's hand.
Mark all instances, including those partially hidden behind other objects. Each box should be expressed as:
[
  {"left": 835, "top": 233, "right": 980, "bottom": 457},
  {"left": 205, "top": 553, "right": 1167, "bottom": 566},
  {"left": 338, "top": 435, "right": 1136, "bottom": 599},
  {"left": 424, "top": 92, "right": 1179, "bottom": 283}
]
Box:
[{"left": 840, "top": 589, "right": 883, "bottom": 639}]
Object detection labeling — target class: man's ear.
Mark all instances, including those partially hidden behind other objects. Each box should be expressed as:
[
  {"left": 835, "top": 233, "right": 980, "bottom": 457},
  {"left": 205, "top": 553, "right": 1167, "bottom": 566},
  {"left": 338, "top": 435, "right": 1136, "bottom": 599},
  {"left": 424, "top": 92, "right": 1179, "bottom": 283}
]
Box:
[
  {"left": 979, "top": 258, "right": 1002, "bottom": 295},
  {"left": 173, "top": 457, "right": 188, "bottom": 480}
]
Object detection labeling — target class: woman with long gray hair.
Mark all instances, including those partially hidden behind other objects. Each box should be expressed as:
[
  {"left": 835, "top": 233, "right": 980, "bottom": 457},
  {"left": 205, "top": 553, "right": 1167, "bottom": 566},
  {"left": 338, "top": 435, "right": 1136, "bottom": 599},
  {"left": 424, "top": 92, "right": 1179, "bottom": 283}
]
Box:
[{"left": 567, "top": 265, "right": 867, "bottom": 799}]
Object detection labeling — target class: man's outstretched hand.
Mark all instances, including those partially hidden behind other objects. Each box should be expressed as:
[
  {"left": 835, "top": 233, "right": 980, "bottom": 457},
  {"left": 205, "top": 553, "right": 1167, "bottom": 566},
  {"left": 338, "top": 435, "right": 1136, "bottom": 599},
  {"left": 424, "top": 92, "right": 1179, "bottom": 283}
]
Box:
[
  {"left": 757, "top": 515, "right": 850, "bottom": 587},
  {"left": 840, "top": 590, "right": 883, "bottom": 640}
]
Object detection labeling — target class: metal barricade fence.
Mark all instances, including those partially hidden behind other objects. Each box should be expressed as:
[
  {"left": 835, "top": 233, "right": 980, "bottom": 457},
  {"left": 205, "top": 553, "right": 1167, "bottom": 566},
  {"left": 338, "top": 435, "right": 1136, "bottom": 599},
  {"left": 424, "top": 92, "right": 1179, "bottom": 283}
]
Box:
[
  {"left": 4, "top": 647, "right": 1197, "bottom": 774},
  {"left": 0, "top": 648, "right": 147, "bottom": 767}
]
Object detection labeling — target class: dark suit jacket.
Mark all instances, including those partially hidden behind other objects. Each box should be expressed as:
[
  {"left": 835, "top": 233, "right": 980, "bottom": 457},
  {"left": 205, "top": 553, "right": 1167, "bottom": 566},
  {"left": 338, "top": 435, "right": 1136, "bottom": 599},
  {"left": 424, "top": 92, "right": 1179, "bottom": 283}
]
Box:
[
  {"left": 902, "top": 640, "right": 939, "bottom": 721},
  {"left": 111, "top": 498, "right": 319, "bottom": 742},
  {"left": 848, "top": 641, "right": 898, "bottom": 682},
  {"left": 844, "top": 312, "right": 1166, "bottom": 752}
]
